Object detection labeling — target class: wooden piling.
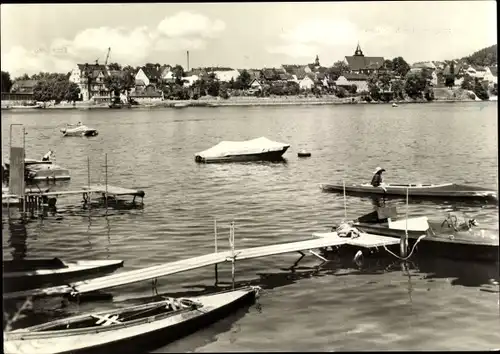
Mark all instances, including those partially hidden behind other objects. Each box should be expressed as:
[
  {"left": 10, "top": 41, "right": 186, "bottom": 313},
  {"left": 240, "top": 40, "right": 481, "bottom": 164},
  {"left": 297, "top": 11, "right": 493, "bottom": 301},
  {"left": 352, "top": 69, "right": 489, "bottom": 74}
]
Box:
[
  {"left": 214, "top": 219, "right": 218, "bottom": 284},
  {"left": 230, "top": 221, "right": 235, "bottom": 289}
]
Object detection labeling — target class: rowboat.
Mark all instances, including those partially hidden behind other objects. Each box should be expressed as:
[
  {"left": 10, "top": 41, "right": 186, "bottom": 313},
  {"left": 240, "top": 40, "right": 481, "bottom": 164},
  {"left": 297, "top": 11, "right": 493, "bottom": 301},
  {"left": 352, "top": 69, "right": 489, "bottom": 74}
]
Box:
[
  {"left": 60, "top": 124, "right": 98, "bottom": 137},
  {"left": 3, "top": 258, "right": 124, "bottom": 294},
  {"left": 335, "top": 208, "right": 499, "bottom": 262},
  {"left": 320, "top": 182, "right": 498, "bottom": 201},
  {"left": 3, "top": 158, "right": 71, "bottom": 182},
  {"left": 4, "top": 286, "right": 260, "bottom": 354},
  {"left": 195, "top": 137, "right": 290, "bottom": 163}
]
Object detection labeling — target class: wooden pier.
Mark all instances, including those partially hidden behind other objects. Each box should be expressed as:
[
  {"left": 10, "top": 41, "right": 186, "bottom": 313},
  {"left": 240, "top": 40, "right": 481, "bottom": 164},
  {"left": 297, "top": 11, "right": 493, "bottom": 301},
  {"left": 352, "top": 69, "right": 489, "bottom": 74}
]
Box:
[{"left": 3, "top": 225, "right": 399, "bottom": 300}]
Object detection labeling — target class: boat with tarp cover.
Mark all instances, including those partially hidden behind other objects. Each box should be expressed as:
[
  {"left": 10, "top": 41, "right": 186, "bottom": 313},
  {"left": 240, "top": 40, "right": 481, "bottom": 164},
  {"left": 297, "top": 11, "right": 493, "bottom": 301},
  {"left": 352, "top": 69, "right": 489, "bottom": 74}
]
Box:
[
  {"left": 4, "top": 286, "right": 260, "bottom": 354},
  {"left": 320, "top": 182, "right": 497, "bottom": 201},
  {"left": 195, "top": 137, "right": 290, "bottom": 163}
]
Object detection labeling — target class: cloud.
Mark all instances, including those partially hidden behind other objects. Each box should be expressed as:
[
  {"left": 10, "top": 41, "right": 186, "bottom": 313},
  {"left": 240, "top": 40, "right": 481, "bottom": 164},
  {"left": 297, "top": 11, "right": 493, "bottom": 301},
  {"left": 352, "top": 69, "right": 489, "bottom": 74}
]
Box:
[
  {"left": 1, "top": 11, "right": 225, "bottom": 77},
  {"left": 268, "top": 19, "right": 407, "bottom": 61},
  {"left": 157, "top": 11, "right": 225, "bottom": 38}
]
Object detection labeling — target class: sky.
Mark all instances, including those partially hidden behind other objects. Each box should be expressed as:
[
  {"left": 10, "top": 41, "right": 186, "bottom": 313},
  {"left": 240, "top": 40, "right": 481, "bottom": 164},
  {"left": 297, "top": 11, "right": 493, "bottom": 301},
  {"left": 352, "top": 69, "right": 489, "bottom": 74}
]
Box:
[{"left": 1, "top": 2, "right": 497, "bottom": 77}]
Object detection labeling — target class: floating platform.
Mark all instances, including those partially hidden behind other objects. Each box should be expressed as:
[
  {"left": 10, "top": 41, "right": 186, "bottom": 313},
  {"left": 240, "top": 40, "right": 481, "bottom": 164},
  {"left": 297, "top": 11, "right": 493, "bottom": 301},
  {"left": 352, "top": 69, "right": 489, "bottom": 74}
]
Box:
[
  {"left": 3, "top": 231, "right": 398, "bottom": 300},
  {"left": 2, "top": 184, "right": 145, "bottom": 209}
]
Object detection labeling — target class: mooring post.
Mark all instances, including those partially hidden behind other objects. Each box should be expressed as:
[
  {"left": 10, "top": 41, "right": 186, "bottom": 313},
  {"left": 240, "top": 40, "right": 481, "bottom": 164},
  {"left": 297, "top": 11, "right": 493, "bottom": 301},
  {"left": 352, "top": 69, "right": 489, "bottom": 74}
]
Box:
[
  {"left": 214, "top": 218, "right": 218, "bottom": 285},
  {"left": 87, "top": 156, "right": 92, "bottom": 207},
  {"left": 104, "top": 153, "right": 108, "bottom": 209},
  {"left": 343, "top": 179, "right": 347, "bottom": 220},
  {"left": 230, "top": 221, "right": 235, "bottom": 290},
  {"left": 400, "top": 188, "right": 409, "bottom": 258}
]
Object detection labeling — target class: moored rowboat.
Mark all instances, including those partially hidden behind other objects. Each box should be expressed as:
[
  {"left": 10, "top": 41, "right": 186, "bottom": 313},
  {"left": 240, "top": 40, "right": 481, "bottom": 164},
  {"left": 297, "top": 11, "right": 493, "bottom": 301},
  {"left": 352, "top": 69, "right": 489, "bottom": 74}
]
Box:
[
  {"left": 320, "top": 182, "right": 498, "bottom": 201},
  {"left": 4, "top": 286, "right": 260, "bottom": 354},
  {"left": 3, "top": 258, "right": 124, "bottom": 293}
]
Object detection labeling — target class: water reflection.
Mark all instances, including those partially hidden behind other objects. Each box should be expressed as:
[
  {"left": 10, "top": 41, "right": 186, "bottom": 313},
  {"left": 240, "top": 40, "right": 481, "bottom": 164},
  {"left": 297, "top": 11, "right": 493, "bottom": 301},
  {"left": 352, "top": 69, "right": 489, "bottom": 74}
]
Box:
[{"left": 7, "top": 218, "right": 28, "bottom": 260}]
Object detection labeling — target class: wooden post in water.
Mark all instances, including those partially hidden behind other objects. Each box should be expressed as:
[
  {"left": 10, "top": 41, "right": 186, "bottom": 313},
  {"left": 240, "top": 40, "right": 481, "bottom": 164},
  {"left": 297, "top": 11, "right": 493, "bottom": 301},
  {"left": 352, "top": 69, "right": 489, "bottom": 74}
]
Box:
[
  {"left": 87, "top": 156, "right": 92, "bottom": 206},
  {"left": 214, "top": 219, "right": 218, "bottom": 285},
  {"left": 343, "top": 179, "right": 347, "bottom": 220},
  {"left": 230, "top": 221, "right": 235, "bottom": 289},
  {"left": 104, "top": 153, "right": 108, "bottom": 209},
  {"left": 400, "top": 188, "right": 409, "bottom": 258}
]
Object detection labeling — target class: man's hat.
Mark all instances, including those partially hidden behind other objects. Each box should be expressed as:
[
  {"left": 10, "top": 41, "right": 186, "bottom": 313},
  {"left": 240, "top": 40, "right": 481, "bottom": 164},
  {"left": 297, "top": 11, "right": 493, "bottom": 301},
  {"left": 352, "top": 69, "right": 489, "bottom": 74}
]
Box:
[{"left": 373, "top": 167, "right": 385, "bottom": 174}]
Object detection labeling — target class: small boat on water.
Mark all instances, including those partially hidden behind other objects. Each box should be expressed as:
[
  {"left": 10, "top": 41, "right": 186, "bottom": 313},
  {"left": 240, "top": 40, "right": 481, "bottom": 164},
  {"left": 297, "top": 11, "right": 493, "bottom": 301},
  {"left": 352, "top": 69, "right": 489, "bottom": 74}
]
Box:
[
  {"left": 3, "top": 158, "right": 70, "bottom": 182},
  {"left": 173, "top": 102, "right": 189, "bottom": 109},
  {"left": 60, "top": 124, "right": 98, "bottom": 137},
  {"left": 335, "top": 208, "right": 499, "bottom": 262},
  {"left": 392, "top": 103, "right": 398, "bottom": 107},
  {"left": 3, "top": 258, "right": 124, "bottom": 293},
  {"left": 320, "top": 182, "right": 498, "bottom": 201},
  {"left": 10, "top": 104, "right": 43, "bottom": 110},
  {"left": 4, "top": 286, "right": 260, "bottom": 354},
  {"left": 195, "top": 137, "right": 290, "bottom": 163}
]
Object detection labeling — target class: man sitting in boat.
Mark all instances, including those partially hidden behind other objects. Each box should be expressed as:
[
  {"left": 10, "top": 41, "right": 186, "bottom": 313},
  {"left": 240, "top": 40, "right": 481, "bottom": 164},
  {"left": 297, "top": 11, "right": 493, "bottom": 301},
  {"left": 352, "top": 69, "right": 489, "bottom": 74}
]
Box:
[
  {"left": 371, "top": 167, "right": 387, "bottom": 192},
  {"left": 42, "top": 150, "right": 54, "bottom": 162}
]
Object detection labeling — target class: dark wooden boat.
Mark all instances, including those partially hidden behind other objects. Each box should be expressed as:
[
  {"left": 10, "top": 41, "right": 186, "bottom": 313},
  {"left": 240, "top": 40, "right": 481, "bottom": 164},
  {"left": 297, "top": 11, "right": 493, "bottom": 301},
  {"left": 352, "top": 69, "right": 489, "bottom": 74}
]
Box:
[
  {"left": 340, "top": 209, "right": 499, "bottom": 262},
  {"left": 4, "top": 286, "right": 260, "bottom": 354},
  {"left": 3, "top": 258, "right": 124, "bottom": 293},
  {"left": 320, "top": 182, "right": 498, "bottom": 201}
]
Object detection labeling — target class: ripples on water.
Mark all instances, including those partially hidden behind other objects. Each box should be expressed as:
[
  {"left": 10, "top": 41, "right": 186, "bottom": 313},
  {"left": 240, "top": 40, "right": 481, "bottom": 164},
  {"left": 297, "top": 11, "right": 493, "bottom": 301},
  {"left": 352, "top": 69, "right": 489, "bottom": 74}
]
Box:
[{"left": 2, "top": 102, "right": 499, "bottom": 351}]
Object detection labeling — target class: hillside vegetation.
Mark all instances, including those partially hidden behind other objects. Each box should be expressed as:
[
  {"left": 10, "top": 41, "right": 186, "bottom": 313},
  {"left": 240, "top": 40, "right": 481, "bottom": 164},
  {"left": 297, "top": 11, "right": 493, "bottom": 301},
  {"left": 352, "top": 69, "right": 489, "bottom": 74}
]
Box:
[{"left": 461, "top": 44, "right": 497, "bottom": 67}]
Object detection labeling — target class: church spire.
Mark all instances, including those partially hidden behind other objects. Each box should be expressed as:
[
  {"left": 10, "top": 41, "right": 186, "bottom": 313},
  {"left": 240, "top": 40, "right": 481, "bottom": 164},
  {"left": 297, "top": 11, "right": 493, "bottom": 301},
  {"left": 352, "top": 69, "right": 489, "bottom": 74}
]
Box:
[
  {"left": 354, "top": 42, "right": 364, "bottom": 56},
  {"left": 314, "top": 54, "right": 320, "bottom": 67}
]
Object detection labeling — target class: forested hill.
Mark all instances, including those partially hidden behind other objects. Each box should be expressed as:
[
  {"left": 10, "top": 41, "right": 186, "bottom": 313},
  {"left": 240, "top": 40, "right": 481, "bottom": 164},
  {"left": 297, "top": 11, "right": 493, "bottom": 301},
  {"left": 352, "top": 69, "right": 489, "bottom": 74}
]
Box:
[{"left": 461, "top": 44, "right": 497, "bottom": 66}]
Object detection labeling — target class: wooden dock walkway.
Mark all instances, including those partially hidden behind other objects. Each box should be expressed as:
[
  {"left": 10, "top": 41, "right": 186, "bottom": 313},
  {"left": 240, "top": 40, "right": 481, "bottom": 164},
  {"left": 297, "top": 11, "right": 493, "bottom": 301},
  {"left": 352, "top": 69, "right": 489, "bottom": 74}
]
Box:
[{"left": 3, "top": 232, "right": 398, "bottom": 300}]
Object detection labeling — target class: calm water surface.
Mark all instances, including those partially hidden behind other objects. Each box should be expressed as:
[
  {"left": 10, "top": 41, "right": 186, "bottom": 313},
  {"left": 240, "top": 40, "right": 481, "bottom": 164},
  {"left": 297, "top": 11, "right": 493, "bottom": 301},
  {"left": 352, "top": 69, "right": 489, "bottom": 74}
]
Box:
[{"left": 2, "top": 102, "right": 499, "bottom": 351}]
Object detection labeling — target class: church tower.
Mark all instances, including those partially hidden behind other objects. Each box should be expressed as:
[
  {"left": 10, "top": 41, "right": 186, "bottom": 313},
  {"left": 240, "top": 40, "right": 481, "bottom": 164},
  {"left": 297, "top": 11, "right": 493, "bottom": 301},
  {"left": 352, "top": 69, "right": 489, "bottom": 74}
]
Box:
[
  {"left": 314, "top": 54, "right": 320, "bottom": 67},
  {"left": 354, "top": 42, "right": 364, "bottom": 57}
]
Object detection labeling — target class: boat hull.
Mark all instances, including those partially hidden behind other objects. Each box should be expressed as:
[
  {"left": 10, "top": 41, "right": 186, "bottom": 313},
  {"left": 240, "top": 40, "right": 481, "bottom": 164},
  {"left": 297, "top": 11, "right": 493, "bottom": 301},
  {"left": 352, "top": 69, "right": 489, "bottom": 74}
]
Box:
[
  {"left": 352, "top": 223, "right": 499, "bottom": 262},
  {"left": 3, "top": 160, "right": 71, "bottom": 182},
  {"left": 4, "top": 287, "right": 258, "bottom": 354},
  {"left": 61, "top": 126, "right": 98, "bottom": 137},
  {"left": 321, "top": 183, "right": 498, "bottom": 201},
  {"left": 3, "top": 259, "right": 124, "bottom": 293},
  {"left": 195, "top": 147, "right": 289, "bottom": 163}
]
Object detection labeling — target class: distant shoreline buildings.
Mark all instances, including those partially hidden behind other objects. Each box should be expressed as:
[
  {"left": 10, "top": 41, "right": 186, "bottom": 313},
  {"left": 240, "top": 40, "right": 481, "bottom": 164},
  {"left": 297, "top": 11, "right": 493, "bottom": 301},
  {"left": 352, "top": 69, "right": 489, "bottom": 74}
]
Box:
[{"left": 3, "top": 43, "right": 498, "bottom": 103}]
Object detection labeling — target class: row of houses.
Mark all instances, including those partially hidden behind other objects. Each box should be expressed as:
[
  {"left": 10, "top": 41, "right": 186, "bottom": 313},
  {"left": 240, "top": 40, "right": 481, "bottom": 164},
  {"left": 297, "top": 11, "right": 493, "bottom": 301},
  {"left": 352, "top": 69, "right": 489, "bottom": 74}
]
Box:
[
  {"left": 8, "top": 43, "right": 497, "bottom": 102},
  {"left": 409, "top": 60, "right": 498, "bottom": 88}
]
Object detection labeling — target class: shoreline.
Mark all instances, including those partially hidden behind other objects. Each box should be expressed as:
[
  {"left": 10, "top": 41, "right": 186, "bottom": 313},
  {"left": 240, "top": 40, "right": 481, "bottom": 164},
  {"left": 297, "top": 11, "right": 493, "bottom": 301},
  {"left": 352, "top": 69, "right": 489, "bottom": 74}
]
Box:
[{"left": 1, "top": 95, "right": 491, "bottom": 111}]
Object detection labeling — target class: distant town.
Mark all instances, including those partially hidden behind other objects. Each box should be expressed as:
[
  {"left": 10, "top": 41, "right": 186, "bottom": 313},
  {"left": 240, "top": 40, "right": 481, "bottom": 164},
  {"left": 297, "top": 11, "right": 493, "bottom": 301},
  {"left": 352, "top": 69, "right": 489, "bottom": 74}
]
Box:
[{"left": 1, "top": 43, "right": 498, "bottom": 107}]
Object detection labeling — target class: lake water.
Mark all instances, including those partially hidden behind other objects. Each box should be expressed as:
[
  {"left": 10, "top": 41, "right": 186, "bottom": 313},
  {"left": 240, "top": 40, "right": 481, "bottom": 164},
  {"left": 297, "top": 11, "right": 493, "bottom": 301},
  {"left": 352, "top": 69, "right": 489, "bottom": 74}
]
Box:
[{"left": 2, "top": 102, "right": 499, "bottom": 351}]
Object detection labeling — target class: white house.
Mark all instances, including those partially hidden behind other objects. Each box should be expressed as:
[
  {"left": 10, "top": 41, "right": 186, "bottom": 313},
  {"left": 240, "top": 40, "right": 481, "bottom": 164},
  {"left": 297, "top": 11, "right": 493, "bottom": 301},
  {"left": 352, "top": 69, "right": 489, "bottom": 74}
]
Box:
[
  {"left": 135, "top": 68, "right": 152, "bottom": 87},
  {"left": 160, "top": 66, "right": 174, "bottom": 82},
  {"left": 213, "top": 69, "right": 240, "bottom": 82},
  {"left": 183, "top": 75, "right": 199, "bottom": 87},
  {"left": 483, "top": 67, "right": 497, "bottom": 85},
  {"left": 335, "top": 74, "right": 369, "bottom": 92},
  {"left": 249, "top": 79, "right": 262, "bottom": 90},
  {"left": 69, "top": 63, "right": 109, "bottom": 101},
  {"left": 299, "top": 76, "right": 315, "bottom": 90}
]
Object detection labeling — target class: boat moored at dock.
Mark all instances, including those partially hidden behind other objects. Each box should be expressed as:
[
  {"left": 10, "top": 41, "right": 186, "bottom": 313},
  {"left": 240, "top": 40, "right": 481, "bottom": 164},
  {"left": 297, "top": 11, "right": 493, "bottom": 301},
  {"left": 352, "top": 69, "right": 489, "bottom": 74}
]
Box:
[
  {"left": 3, "top": 158, "right": 71, "bottom": 182},
  {"left": 4, "top": 286, "right": 260, "bottom": 354},
  {"left": 330, "top": 209, "right": 499, "bottom": 262},
  {"left": 3, "top": 258, "right": 124, "bottom": 294}
]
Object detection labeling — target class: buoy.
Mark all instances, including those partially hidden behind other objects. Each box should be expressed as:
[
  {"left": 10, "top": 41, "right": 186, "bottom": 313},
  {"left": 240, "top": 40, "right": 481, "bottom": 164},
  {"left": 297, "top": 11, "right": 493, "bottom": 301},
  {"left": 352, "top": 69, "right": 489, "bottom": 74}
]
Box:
[{"left": 298, "top": 150, "right": 311, "bottom": 158}]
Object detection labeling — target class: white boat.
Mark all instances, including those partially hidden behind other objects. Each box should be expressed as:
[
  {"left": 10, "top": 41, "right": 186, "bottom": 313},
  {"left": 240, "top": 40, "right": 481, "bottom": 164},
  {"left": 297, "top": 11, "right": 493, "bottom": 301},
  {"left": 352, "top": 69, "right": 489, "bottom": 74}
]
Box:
[
  {"left": 195, "top": 137, "right": 290, "bottom": 163},
  {"left": 4, "top": 286, "right": 260, "bottom": 354},
  {"left": 4, "top": 158, "right": 70, "bottom": 182},
  {"left": 392, "top": 103, "right": 398, "bottom": 107},
  {"left": 4, "top": 258, "right": 124, "bottom": 294},
  {"left": 60, "top": 124, "right": 98, "bottom": 137}
]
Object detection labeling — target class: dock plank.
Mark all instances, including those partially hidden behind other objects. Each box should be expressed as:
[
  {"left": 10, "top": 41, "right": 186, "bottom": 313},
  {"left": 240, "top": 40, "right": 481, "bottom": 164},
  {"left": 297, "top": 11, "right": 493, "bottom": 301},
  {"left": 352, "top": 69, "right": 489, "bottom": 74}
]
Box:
[
  {"left": 3, "top": 233, "right": 398, "bottom": 300},
  {"left": 83, "top": 184, "right": 142, "bottom": 196}
]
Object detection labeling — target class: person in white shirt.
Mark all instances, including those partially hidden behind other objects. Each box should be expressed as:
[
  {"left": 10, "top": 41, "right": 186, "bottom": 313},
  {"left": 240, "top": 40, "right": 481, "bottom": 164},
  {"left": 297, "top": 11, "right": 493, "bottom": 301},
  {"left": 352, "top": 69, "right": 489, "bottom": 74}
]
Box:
[{"left": 42, "top": 150, "right": 54, "bottom": 162}]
